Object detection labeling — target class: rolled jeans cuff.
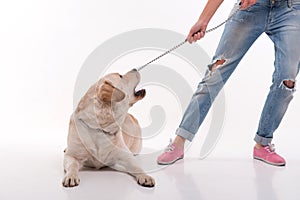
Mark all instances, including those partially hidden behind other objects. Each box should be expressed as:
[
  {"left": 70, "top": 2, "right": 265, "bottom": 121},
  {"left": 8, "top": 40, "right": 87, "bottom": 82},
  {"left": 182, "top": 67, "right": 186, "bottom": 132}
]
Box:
[
  {"left": 254, "top": 134, "right": 272, "bottom": 146},
  {"left": 175, "top": 127, "right": 195, "bottom": 142}
]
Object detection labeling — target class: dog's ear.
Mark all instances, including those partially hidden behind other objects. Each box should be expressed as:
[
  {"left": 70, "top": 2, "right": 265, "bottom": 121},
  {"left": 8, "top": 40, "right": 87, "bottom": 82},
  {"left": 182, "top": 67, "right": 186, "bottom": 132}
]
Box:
[{"left": 97, "top": 81, "right": 125, "bottom": 103}]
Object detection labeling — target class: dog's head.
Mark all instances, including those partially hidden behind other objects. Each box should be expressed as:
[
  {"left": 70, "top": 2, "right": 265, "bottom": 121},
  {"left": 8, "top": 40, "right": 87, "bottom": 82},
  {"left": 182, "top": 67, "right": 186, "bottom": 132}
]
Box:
[{"left": 96, "top": 69, "right": 146, "bottom": 106}]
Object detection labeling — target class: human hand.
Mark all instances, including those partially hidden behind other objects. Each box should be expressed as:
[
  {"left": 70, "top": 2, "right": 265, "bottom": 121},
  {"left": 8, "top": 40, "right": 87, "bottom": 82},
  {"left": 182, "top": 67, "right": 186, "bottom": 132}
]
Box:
[
  {"left": 239, "top": 0, "right": 257, "bottom": 9},
  {"left": 186, "top": 20, "right": 208, "bottom": 43}
]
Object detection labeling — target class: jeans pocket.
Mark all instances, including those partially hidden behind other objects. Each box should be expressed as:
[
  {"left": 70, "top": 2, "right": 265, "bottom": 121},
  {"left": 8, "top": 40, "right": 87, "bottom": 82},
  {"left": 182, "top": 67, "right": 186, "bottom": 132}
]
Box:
[{"left": 245, "top": 3, "right": 259, "bottom": 12}]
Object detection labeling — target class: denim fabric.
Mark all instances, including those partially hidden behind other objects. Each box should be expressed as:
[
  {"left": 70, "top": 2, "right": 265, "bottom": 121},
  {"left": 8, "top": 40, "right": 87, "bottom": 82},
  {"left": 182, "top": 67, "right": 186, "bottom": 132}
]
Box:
[{"left": 176, "top": 0, "right": 300, "bottom": 145}]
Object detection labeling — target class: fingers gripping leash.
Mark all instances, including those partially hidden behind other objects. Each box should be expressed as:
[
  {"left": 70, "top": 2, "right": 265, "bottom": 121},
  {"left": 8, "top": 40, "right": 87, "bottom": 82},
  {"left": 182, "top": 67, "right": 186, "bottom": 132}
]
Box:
[{"left": 136, "top": 4, "right": 241, "bottom": 72}]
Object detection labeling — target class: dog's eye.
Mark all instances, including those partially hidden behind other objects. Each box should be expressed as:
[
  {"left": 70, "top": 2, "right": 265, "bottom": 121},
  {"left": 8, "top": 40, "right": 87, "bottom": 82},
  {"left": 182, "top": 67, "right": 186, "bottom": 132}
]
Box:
[{"left": 119, "top": 75, "right": 123, "bottom": 78}]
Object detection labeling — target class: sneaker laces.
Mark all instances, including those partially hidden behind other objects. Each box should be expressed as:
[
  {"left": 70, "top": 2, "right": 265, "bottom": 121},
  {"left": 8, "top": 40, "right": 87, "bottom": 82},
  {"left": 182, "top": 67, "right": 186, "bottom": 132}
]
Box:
[
  {"left": 266, "top": 143, "right": 276, "bottom": 153},
  {"left": 164, "top": 139, "right": 175, "bottom": 152}
]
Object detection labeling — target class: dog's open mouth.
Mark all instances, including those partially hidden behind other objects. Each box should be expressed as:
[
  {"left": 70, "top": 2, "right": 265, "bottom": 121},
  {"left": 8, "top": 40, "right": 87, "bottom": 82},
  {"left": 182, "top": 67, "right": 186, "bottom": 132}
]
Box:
[{"left": 134, "top": 89, "right": 146, "bottom": 98}]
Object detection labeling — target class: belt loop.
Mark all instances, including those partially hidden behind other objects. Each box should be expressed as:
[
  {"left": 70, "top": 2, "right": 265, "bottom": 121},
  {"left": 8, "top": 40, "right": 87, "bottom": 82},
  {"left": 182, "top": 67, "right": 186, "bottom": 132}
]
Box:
[{"left": 288, "top": 0, "right": 292, "bottom": 8}]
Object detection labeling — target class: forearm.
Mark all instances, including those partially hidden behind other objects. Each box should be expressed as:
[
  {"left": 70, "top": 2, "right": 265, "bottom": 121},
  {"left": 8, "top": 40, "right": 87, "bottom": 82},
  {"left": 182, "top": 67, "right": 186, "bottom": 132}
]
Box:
[
  {"left": 187, "top": 0, "right": 225, "bottom": 43},
  {"left": 198, "top": 0, "right": 224, "bottom": 25}
]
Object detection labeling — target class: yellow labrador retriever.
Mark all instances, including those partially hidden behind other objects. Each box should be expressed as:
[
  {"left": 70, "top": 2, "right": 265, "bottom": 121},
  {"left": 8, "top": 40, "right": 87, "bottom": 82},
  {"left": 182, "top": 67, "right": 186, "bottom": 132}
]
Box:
[{"left": 63, "top": 69, "right": 155, "bottom": 187}]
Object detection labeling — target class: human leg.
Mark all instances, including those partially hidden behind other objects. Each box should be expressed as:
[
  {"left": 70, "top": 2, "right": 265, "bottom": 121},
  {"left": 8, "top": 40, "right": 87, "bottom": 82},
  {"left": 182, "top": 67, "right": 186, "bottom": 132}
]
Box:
[
  {"left": 254, "top": 0, "right": 300, "bottom": 165},
  {"left": 158, "top": 2, "right": 268, "bottom": 164}
]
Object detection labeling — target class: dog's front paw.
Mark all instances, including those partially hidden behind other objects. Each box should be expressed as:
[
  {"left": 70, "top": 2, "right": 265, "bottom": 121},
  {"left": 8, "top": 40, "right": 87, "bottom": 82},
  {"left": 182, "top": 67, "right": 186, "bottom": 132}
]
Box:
[
  {"left": 62, "top": 173, "right": 80, "bottom": 187},
  {"left": 136, "top": 174, "right": 155, "bottom": 187}
]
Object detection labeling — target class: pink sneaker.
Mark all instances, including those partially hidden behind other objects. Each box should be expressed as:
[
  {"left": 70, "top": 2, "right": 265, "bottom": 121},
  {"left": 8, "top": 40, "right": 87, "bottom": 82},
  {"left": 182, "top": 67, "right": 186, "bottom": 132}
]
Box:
[
  {"left": 157, "top": 140, "right": 184, "bottom": 165},
  {"left": 253, "top": 144, "right": 286, "bottom": 166}
]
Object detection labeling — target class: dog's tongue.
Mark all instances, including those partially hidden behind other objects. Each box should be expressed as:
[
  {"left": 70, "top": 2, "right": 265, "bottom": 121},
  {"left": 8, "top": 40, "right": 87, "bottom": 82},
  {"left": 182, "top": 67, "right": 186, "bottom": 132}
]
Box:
[{"left": 134, "top": 89, "right": 146, "bottom": 97}]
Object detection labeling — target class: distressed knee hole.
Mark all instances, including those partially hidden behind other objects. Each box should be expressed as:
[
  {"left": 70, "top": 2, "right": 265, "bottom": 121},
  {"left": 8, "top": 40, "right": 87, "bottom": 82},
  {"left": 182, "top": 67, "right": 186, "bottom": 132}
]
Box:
[
  {"left": 283, "top": 80, "right": 295, "bottom": 89},
  {"left": 211, "top": 59, "right": 226, "bottom": 71}
]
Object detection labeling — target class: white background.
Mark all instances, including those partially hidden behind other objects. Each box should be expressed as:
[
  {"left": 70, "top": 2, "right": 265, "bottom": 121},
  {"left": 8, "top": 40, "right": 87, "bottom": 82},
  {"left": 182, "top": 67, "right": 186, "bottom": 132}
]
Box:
[{"left": 0, "top": 0, "right": 299, "bottom": 196}]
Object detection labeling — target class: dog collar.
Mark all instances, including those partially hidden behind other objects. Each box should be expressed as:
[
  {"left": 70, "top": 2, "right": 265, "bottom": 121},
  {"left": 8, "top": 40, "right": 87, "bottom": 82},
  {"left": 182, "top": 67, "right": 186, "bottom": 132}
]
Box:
[{"left": 78, "top": 118, "right": 118, "bottom": 135}]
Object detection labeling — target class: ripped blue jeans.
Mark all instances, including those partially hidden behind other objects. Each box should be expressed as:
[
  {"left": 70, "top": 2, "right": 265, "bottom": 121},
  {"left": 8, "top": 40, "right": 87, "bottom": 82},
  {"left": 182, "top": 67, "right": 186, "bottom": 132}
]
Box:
[{"left": 176, "top": 0, "right": 300, "bottom": 145}]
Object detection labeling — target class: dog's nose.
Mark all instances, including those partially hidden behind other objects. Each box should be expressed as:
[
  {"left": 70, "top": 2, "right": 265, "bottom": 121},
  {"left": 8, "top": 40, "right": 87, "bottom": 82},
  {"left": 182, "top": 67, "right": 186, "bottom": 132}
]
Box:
[{"left": 127, "top": 68, "right": 140, "bottom": 78}]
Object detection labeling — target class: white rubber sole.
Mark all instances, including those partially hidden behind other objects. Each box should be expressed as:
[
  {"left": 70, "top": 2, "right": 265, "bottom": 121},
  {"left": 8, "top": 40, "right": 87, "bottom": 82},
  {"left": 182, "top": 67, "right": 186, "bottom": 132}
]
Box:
[
  {"left": 253, "top": 156, "right": 286, "bottom": 166},
  {"left": 157, "top": 156, "right": 184, "bottom": 165}
]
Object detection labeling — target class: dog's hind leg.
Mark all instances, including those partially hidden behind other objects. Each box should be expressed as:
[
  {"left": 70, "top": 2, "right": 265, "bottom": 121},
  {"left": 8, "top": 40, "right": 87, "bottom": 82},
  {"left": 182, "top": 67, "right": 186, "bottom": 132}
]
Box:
[{"left": 62, "top": 154, "right": 81, "bottom": 187}]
